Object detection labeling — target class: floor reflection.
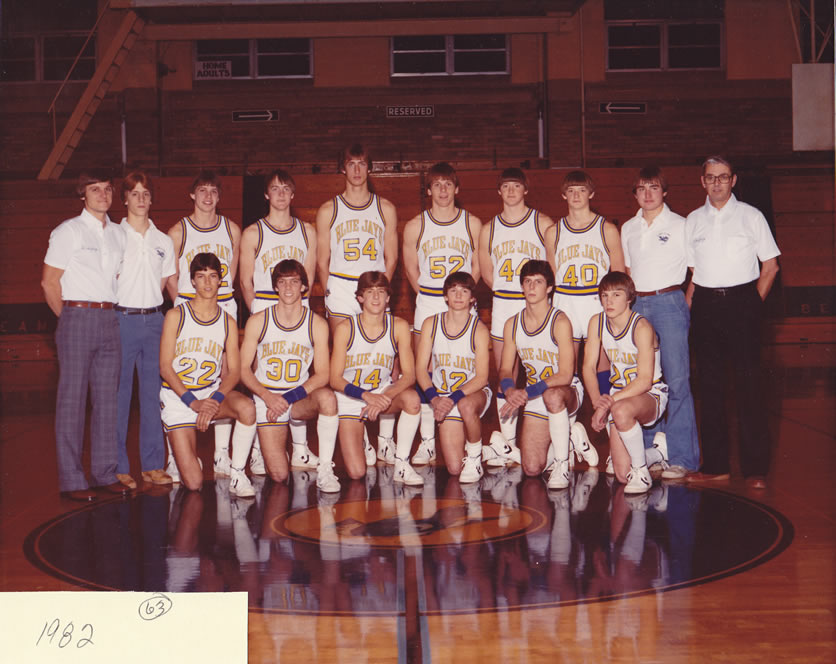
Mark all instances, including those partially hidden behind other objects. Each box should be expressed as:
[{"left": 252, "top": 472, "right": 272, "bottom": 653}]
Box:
[{"left": 26, "top": 465, "right": 792, "bottom": 616}]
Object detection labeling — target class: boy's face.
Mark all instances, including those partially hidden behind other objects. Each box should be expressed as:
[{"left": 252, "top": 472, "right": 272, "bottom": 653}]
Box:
[
  {"left": 562, "top": 184, "right": 594, "bottom": 210},
  {"left": 83, "top": 181, "right": 113, "bottom": 216},
  {"left": 428, "top": 177, "right": 459, "bottom": 208},
  {"left": 443, "top": 283, "right": 473, "bottom": 311},
  {"left": 357, "top": 286, "right": 389, "bottom": 314},
  {"left": 274, "top": 273, "right": 304, "bottom": 304},
  {"left": 634, "top": 179, "right": 665, "bottom": 214},
  {"left": 521, "top": 273, "right": 552, "bottom": 304},
  {"left": 498, "top": 180, "right": 527, "bottom": 207},
  {"left": 343, "top": 157, "right": 369, "bottom": 187},
  {"left": 265, "top": 178, "right": 294, "bottom": 211},
  {"left": 190, "top": 184, "right": 220, "bottom": 214},
  {"left": 599, "top": 288, "right": 630, "bottom": 318},
  {"left": 191, "top": 268, "right": 221, "bottom": 298},
  {"left": 125, "top": 183, "right": 152, "bottom": 217}
]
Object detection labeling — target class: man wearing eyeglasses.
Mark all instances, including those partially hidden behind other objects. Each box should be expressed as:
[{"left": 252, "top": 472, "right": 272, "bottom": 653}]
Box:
[{"left": 684, "top": 156, "right": 780, "bottom": 490}]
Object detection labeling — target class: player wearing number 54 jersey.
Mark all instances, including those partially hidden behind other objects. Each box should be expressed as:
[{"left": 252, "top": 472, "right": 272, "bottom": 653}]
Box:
[
  {"left": 316, "top": 144, "right": 398, "bottom": 332},
  {"left": 159, "top": 253, "right": 256, "bottom": 496}
]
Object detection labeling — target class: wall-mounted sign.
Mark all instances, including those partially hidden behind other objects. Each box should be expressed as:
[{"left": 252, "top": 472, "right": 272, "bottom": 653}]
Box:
[
  {"left": 387, "top": 105, "right": 435, "bottom": 118},
  {"left": 599, "top": 102, "right": 647, "bottom": 114},
  {"left": 232, "top": 110, "right": 279, "bottom": 123},
  {"left": 194, "top": 60, "right": 232, "bottom": 79}
]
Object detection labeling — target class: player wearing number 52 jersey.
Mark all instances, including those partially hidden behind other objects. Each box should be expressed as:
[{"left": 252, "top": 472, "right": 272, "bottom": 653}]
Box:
[
  {"left": 316, "top": 144, "right": 398, "bottom": 332},
  {"left": 159, "top": 253, "right": 256, "bottom": 497},
  {"left": 545, "top": 170, "right": 624, "bottom": 342}
]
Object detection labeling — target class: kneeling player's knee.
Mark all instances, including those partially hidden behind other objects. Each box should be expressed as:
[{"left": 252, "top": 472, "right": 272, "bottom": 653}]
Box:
[
  {"left": 238, "top": 401, "right": 256, "bottom": 426},
  {"left": 346, "top": 465, "right": 365, "bottom": 481},
  {"left": 522, "top": 459, "right": 544, "bottom": 477},
  {"left": 402, "top": 390, "right": 420, "bottom": 415},
  {"left": 446, "top": 457, "right": 464, "bottom": 476},
  {"left": 320, "top": 390, "right": 338, "bottom": 416},
  {"left": 542, "top": 388, "right": 565, "bottom": 413},
  {"left": 183, "top": 473, "right": 203, "bottom": 492},
  {"left": 611, "top": 402, "right": 633, "bottom": 430},
  {"left": 268, "top": 468, "right": 288, "bottom": 483}
]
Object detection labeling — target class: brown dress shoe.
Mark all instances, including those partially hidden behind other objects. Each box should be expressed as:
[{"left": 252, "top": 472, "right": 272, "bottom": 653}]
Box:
[
  {"left": 117, "top": 473, "right": 137, "bottom": 490},
  {"left": 687, "top": 472, "right": 731, "bottom": 483},
  {"left": 61, "top": 488, "right": 98, "bottom": 502},
  {"left": 745, "top": 476, "right": 767, "bottom": 490},
  {"left": 100, "top": 481, "right": 131, "bottom": 495},
  {"left": 142, "top": 469, "right": 173, "bottom": 485}
]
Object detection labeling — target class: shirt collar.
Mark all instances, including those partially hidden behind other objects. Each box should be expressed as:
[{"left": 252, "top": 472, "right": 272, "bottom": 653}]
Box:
[
  {"left": 120, "top": 217, "right": 156, "bottom": 237},
  {"left": 637, "top": 202, "right": 670, "bottom": 227},
  {"left": 704, "top": 193, "right": 738, "bottom": 217},
  {"left": 80, "top": 207, "right": 112, "bottom": 229}
]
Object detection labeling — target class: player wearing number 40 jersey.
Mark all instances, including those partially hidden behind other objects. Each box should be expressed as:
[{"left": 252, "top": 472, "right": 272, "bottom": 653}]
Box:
[{"left": 159, "top": 253, "right": 256, "bottom": 496}]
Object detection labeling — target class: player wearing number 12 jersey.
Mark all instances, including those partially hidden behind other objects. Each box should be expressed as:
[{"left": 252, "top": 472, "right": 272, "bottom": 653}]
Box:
[{"left": 316, "top": 144, "right": 398, "bottom": 333}]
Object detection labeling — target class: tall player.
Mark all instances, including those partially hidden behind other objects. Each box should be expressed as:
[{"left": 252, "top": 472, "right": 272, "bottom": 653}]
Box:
[
  {"left": 546, "top": 171, "right": 624, "bottom": 394},
  {"left": 478, "top": 168, "right": 554, "bottom": 464},
  {"left": 403, "top": 162, "right": 483, "bottom": 466},
  {"left": 415, "top": 272, "right": 491, "bottom": 483},
  {"left": 497, "top": 261, "right": 587, "bottom": 490},
  {"left": 159, "top": 253, "right": 256, "bottom": 496},
  {"left": 330, "top": 272, "right": 422, "bottom": 486},
  {"left": 582, "top": 272, "right": 669, "bottom": 495},
  {"left": 166, "top": 171, "right": 242, "bottom": 479},
  {"left": 240, "top": 260, "right": 340, "bottom": 493},
  {"left": 317, "top": 144, "right": 399, "bottom": 462},
  {"left": 239, "top": 169, "right": 319, "bottom": 472}
]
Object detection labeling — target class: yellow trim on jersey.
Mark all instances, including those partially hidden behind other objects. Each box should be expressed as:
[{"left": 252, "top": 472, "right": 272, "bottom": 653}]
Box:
[
  {"left": 356, "top": 312, "right": 389, "bottom": 344},
  {"left": 185, "top": 301, "right": 223, "bottom": 327},
  {"left": 337, "top": 193, "right": 375, "bottom": 212},
  {"left": 496, "top": 208, "right": 534, "bottom": 229},
  {"left": 272, "top": 305, "right": 307, "bottom": 333},
  {"left": 560, "top": 214, "right": 601, "bottom": 236},
  {"left": 440, "top": 312, "right": 474, "bottom": 342},
  {"left": 426, "top": 208, "right": 463, "bottom": 227},
  {"left": 418, "top": 286, "right": 444, "bottom": 296},
  {"left": 519, "top": 306, "right": 553, "bottom": 337},
  {"left": 493, "top": 290, "right": 526, "bottom": 300},
  {"left": 257, "top": 421, "right": 289, "bottom": 429},
  {"left": 553, "top": 285, "right": 601, "bottom": 295},
  {"left": 606, "top": 310, "right": 640, "bottom": 342},
  {"left": 255, "top": 219, "right": 264, "bottom": 257},
  {"left": 184, "top": 214, "right": 223, "bottom": 234},
  {"left": 329, "top": 271, "right": 360, "bottom": 281}
]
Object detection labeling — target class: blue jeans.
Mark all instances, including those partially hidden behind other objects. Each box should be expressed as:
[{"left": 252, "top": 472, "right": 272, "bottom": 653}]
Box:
[
  {"left": 116, "top": 310, "right": 165, "bottom": 473},
  {"left": 633, "top": 290, "right": 700, "bottom": 470}
]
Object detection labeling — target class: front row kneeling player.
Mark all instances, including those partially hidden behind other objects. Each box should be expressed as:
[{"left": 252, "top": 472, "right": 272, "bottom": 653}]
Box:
[
  {"left": 330, "top": 271, "right": 423, "bottom": 486},
  {"left": 415, "top": 272, "right": 491, "bottom": 483},
  {"left": 582, "top": 271, "right": 668, "bottom": 494},
  {"left": 240, "top": 259, "right": 340, "bottom": 493},
  {"left": 159, "top": 252, "right": 257, "bottom": 496}
]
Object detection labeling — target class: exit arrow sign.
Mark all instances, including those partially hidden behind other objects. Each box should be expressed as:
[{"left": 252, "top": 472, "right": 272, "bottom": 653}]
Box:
[
  {"left": 599, "top": 102, "right": 646, "bottom": 114},
  {"left": 232, "top": 110, "right": 279, "bottom": 122}
]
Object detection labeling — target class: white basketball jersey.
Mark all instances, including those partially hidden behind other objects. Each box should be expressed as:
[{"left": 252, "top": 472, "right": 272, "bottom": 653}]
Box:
[
  {"left": 598, "top": 311, "right": 662, "bottom": 389},
  {"left": 176, "top": 216, "right": 236, "bottom": 303},
  {"left": 342, "top": 312, "right": 398, "bottom": 392},
  {"left": 488, "top": 209, "right": 547, "bottom": 300},
  {"left": 512, "top": 306, "right": 563, "bottom": 387},
  {"left": 329, "top": 194, "right": 386, "bottom": 281},
  {"left": 553, "top": 215, "right": 610, "bottom": 297},
  {"left": 162, "top": 303, "right": 228, "bottom": 391},
  {"left": 254, "top": 306, "right": 315, "bottom": 392},
  {"left": 429, "top": 313, "right": 478, "bottom": 395},
  {"left": 416, "top": 209, "right": 475, "bottom": 296},
  {"left": 252, "top": 217, "right": 310, "bottom": 311}
]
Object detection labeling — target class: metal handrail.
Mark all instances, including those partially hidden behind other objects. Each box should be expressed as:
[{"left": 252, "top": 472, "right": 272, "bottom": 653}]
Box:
[{"left": 46, "top": 0, "right": 112, "bottom": 143}]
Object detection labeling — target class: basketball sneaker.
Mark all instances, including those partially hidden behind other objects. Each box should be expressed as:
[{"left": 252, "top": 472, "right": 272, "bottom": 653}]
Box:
[
  {"left": 605, "top": 455, "right": 614, "bottom": 476},
  {"left": 377, "top": 437, "right": 395, "bottom": 464},
  {"left": 482, "top": 431, "right": 521, "bottom": 467},
  {"left": 547, "top": 459, "right": 571, "bottom": 490},
  {"left": 571, "top": 422, "right": 599, "bottom": 468},
  {"left": 291, "top": 443, "right": 319, "bottom": 469},
  {"left": 459, "top": 454, "right": 484, "bottom": 483},
  {"left": 316, "top": 461, "right": 341, "bottom": 493},
  {"left": 249, "top": 441, "right": 266, "bottom": 475},
  {"left": 624, "top": 465, "right": 652, "bottom": 495},
  {"left": 412, "top": 437, "right": 436, "bottom": 465},
  {"left": 230, "top": 467, "right": 256, "bottom": 498},
  {"left": 364, "top": 430, "right": 376, "bottom": 466},
  {"left": 394, "top": 457, "right": 424, "bottom": 486},
  {"left": 166, "top": 455, "right": 181, "bottom": 484},
  {"left": 648, "top": 432, "right": 669, "bottom": 476},
  {"left": 214, "top": 451, "right": 232, "bottom": 477}
]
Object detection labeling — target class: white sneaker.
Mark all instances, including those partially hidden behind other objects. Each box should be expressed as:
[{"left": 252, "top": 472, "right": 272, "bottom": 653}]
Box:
[
  {"left": 230, "top": 468, "right": 255, "bottom": 498},
  {"left": 364, "top": 433, "right": 376, "bottom": 466},
  {"left": 166, "top": 455, "right": 181, "bottom": 484},
  {"left": 316, "top": 462, "right": 341, "bottom": 493},
  {"left": 412, "top": 437, "right": 436, "bottom": 465},
  {"left": 459, "top": 455, "right": 484, "bottom": 483},
  {"left": 605, "top": 455, "right": 614, "bottom": 476},
  {"left": 571, "top": 422, "right": 599, "bottom": 468},
  {"left": 249, "top": 442, "right": 266, "bottom": 475},
  {"left": 648, "top": 432, "right": 669, "bottom": 474},
  {"left": 547, "top": 459, "right": 570, "bottom": 490},
  {"left": 214, "top": 451, "right": 231, "bottom": 476},
  {"left": 394, "top": 458, "right": 424, "bottom": 486},
  {"left": 661, "top": 464, "right": 690, "bottom": 480},
  {"left": 291, "top": 443, "right": 319, "bottom": 469},
  {"left": 377, "top": 437, "right": 395, "bottom": 464},
  {"left": 482, "top": 431, "right": 521, "bottom": 467},
  {"left": 624, "top": 465, "right": 652, "bottom": 495}
]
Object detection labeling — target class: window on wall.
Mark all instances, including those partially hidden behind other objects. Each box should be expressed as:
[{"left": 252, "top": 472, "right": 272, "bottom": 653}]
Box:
[
  {"left": 391, "top": 34, "right": 507, "bottom": 76},
  {"left": 604, "top": 0, "right": 724, "bottom": 71},
  {"left": 194, "top": 39, "right": 312, "bottom": 80}
]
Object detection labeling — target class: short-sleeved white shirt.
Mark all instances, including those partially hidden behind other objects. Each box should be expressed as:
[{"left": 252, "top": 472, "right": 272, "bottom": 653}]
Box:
[
  {"left": 116, "top": 218, "right": 176, "bottom": 308},
  {"left": 621, "top": 203, "right": 688, "bottom": 292},
  {"left": 44, "top": 208, "right": 125, "bottom": 302},
  {"left": 685, "top": 195, "right": 781, "bottom": 288}
]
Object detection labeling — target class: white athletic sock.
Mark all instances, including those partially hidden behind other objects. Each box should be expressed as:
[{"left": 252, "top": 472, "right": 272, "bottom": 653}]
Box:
[
  {"left": 289, "top": 417, "right": 307, "bottom": 447},
  {"left": 230, "top": 422, "right": 257, "bottom": 470},
  {"left": 466, "top": 440, "right": 482, "bottom": 458},
  {"left": 496, "top": 396, "right": 518, "bottom": 446},
  {"left": 395, "top": 411, "right": 420, "bottom": 461},
  {"left": 214, "top": 421, "right": 232, "bottom": 458},
  {"left": 317, "top": 415, "right": 339, "bottom": 465},
  {"left": 419, "top": 403, "right": 435, "bottom": 442},
  {"left": 645, "top": 445, "right": 664, "bottom": 467},
  {"left": 619, "top": 422, "right": 646, "bottom": 469},
  {"left": 378, "top": 414, "right": 395, "bottom": 441},
  {"left": 547, "top": 408, "right": 571, "bottom": 463}
]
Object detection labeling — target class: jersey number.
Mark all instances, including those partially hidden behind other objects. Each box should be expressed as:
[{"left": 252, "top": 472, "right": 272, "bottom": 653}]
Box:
[
  {"left": 343, "top": 238, "right": 378, "bottom": 262},
  {"left": 428, "top": 255, "right": 466, "bottom": 280},
  {"left": 561, "top": 264, "right": 598, "bottom": 288},
  {"left": 437, "top": 370, "right": 468, "bottom": 393},
  {"left": 498, "top": 257, "right": 529, "bottom": 283},
  {"left": 265, "top": 358, "right": 303, "bottom": 384},
  {"left": 610, "top": 366, "right": 638, "bottom": 387},
  {"left": 351, "top": 368, "right": 381, "bottom": 390},
  {"left": 176, "top": 358, "right": 217, "bottom": 388}
]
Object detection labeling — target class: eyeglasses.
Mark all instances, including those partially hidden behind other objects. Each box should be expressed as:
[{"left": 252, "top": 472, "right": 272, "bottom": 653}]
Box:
[{"left": 703, "top": 173, "right": 733, "bottom": 184}]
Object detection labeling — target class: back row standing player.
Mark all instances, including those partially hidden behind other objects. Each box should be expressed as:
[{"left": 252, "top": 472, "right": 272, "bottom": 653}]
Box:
[
  {"left": 317, "top": 144, "right": 400, "bottom": 463},
  {"left": 240, "top": 169, "right": 320, "bottom": 471},
  {"left": 166, "top": 171, "right": 242, "bottom": 479},
  {"left": 402, "top": 162, "right": 483, "bottom": 465}
]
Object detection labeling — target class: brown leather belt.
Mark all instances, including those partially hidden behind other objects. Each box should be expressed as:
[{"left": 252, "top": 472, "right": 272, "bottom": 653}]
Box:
[
  {"left": 63, "top": 300, "right": 115, "bottom": 309},
  {"left": 636, "top": 284, "right": 681, "bottom": 297},
  {"left": 115, "top": 305, "right": 163, "bottom": 314}
]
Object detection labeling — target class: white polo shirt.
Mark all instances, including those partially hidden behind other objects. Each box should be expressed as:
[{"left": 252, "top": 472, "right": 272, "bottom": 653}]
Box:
[
  {"left": 685, "top": 195, "right": 780, "bottom": 288},
  {"left": 621, "top": 203, "right": 688, "bottom": 292},
  {"left": 116, "top": 218, "right": 176, "bottom": 308},
  {"left": 44, "top": 208, "right": 125, "bottom": 302}
]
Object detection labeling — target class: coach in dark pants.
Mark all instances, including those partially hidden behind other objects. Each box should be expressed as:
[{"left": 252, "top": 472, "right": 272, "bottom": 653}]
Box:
[
  {"left": 41, "top": 173, "right": 129, "bottom": 501},
  {"left": 684, "top": 157, "right": 780, "bottom": 490}
]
